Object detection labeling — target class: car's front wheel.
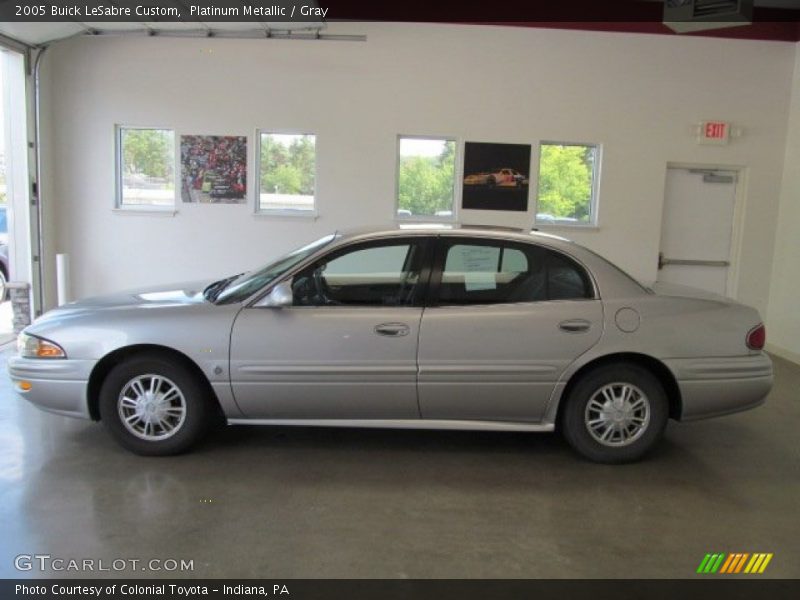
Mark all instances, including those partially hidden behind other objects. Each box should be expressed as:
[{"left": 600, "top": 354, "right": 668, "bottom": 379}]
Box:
[
  {"left": 99, "top": 354, "right": 213, "bottom": 455},
  {"left": 561, "top": 363, "right": 668, "bottom": 463}
]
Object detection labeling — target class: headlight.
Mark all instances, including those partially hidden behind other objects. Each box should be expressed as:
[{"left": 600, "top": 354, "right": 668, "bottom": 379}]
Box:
[{"left": 17, "top": 332, "right": 67, "bottom": 359}]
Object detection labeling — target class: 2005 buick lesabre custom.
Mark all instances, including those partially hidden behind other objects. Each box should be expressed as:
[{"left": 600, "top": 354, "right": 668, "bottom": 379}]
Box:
[{"left": 8, "top": 226, "right": 773, "bottom": 463}]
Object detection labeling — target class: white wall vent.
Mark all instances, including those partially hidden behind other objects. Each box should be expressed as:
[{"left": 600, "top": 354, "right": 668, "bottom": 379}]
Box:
[{"left": 664, "top": 0, "right": 754, "bottom": 33}]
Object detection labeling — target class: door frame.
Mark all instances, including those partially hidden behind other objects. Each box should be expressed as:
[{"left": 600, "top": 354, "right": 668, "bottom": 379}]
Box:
[{"left": 661, "top": 162, "right": 747, "bottom": 299}]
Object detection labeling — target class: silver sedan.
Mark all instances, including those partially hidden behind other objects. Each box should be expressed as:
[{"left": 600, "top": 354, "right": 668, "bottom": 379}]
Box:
[{"left": 8, "top": 226, "right": 773, "bottom": 463}]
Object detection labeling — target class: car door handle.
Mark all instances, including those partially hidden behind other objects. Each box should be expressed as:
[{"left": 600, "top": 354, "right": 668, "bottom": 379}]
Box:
[
  {"left": 559, "top": 319, "right": 591, "bottom": 333},
  {"left": 374, "top": 323, "right": 410, "bottom": 337}
]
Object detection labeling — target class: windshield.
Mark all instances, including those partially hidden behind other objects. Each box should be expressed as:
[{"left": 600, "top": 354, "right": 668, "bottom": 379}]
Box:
[{"left": 213, "top": 234, "right": 337, "bottom": 304}]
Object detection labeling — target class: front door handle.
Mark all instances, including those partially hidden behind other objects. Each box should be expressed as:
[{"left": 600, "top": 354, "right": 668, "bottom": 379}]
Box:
[
  {"left": 374, "top": 322, "right": 410, "bottom": 337},
  {"left": 559, "top": 319, "right": 591, "bottom": 333}
]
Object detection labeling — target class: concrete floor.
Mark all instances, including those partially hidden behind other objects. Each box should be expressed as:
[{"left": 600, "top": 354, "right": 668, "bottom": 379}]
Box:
[{"left": 0, "top": 346, "right": 798, "bottom": 579}]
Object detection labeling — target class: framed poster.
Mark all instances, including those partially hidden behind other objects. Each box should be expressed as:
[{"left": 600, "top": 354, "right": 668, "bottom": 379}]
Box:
[
  {"left": 462, "top": 142, "right": 531, "bottom": 212},
  {"left": 181, "top": 135, "right": 247, "bottom": 204}
]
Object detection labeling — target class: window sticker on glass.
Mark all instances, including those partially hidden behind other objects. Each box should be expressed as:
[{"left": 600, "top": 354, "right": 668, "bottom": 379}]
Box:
[
  {"left": 464, "top": 271, "right": 497, "bottom": 292},
  {"left": 449, "top": 245, "right": 499, "bottom": 291}
]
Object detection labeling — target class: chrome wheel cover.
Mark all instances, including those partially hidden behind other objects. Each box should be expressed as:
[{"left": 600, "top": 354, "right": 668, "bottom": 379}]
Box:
[
  {"left": 585, "top": 382, "right": 650, "bottom": 447},
  {"left": 118, "top": 374, "right": 187, "bottom": 441}
]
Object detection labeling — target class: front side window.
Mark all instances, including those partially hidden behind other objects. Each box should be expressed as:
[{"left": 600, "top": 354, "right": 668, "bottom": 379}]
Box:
[
  {"left": 117, "top": 127, "right": 175, "bottom": 208},
  {"left": 535, "top": 142, "right": 600, "bottom": 227},
  {"left": 293, "top": 241, "right": 426, "bottom": 307},
  {"left": 437, "top": 240, "right": 592, "bottom": 305},
  {"left": 396, "top": 136, "right": 457, "bottom": 220},
  {"left": 258, "top": 132, "right": 316, "bottom": 213}
]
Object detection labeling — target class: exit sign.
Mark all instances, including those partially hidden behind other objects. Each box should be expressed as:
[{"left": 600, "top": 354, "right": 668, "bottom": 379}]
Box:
[{"left": 698, "top": 120, "right": 731, "bottom": 145}]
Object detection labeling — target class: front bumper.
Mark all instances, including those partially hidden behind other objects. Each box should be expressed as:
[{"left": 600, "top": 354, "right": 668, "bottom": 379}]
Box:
[
  {"left": 7, "top": 355, "right": 97, "bottom": 419},
  {"left": 665, "top": 353, "right": 773, "bottom": 421}
]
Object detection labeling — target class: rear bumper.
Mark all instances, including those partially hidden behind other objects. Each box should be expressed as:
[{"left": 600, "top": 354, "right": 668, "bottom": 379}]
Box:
[
  {"left": 7, "top": 355, "right": 96, "bottom": 419},
  {"left": 664, "top": 353, "right": 773, "bottom": 421}
]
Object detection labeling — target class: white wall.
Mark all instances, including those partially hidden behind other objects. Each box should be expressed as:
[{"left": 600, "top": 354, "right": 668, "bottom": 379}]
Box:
[
  {"left": 767, "top": 43, "right": 800, "bottom": 361},
  {"left": 40, "top": 23, "right": 795, "bottom": 319}
]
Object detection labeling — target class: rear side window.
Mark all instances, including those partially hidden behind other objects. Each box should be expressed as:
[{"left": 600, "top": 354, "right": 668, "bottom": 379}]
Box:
[
  {"left": 437, "top": 240, "right": 592, "bottom": 305},
  {"left": 548, "top": 252, "right": 592, "bottom": 300}
]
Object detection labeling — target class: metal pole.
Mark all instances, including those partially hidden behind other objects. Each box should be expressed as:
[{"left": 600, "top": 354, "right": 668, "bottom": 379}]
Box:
[{"left": 56, "top": 253, "right": 71, "bottom": 305}]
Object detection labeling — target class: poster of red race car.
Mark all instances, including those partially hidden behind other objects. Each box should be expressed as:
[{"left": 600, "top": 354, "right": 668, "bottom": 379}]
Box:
[
  {"left": 462, "top": 142, "right": 531, "bottom": 212},
  {"left": 463, "top": 167, "right": 527, "bottom": 187}
]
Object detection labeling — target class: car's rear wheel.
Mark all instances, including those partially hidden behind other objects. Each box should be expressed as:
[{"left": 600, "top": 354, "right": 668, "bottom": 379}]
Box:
[
  {"left": 99, "top": 354, "right": 213, "bottom": 455},
  {"left": 561, "top": 363, "right": 668, "bottom": 463},
  {"left": 0, "top": 269, "right": 7, "bottom": 302}
]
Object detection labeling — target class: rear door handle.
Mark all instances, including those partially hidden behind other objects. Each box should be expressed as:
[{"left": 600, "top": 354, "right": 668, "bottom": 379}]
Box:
[
  {"left": 374, "top": 322, "right": 410, "bottom": 337},
  {"left": 559, "top": 319, "right": 591, "bottom": 333}
]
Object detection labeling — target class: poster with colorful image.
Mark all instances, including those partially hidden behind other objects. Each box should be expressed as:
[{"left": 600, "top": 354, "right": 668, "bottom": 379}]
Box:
[
  {"left": 462, "top": 141, "right": 531, "bottom": 212},
  {"left": 181, "top": 135, "right": 247, "bottom": 204}
]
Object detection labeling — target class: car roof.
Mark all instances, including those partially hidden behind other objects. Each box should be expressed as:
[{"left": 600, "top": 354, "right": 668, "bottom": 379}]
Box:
[{"left": 333, "top": 223, "right": 572, "bottom": 248}]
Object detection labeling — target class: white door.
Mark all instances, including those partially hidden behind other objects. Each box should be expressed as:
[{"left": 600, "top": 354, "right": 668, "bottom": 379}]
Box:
[{"left": 658, "top": 167, "right": 738, "bottom": 296}]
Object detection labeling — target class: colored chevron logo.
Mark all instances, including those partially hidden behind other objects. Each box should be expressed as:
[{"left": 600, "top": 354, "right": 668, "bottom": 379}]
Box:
[{"left": 696, "top": 553, "right": 773, "bottom": 574}]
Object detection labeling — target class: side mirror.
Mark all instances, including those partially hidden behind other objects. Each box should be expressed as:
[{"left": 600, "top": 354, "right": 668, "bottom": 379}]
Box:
[{"left": 256, "top": 281, "right": 293, "bottom": 308}]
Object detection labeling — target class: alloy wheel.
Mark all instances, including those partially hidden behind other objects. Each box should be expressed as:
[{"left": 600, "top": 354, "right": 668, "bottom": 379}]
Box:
[
  {"left": 117, "top": 374, "right": 187, "bottom": 441},
  {"left": 584, "top": 382, "right": 651, "bottom": 447}
]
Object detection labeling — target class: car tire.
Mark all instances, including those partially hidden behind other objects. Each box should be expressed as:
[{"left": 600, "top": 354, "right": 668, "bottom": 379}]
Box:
[
  {"left": 561, "top": 363, "right": 668, "bottom": 464},
  {"left": 99, "top": 353, "right": 214, "bottom": 456},
  {"left": 0, "top": 269, "right": 7, "bottom": 302},
  {"left": 487, "top": 176, "right": 496, "bottom": 186}
]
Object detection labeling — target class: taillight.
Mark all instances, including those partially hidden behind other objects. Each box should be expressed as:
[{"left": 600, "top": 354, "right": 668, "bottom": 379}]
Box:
[{"left": 746, "top": 323, "right": 766, "bottom": 351}]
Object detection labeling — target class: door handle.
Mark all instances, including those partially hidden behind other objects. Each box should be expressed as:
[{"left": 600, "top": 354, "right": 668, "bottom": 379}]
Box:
[
  {"left": 374, "top": 322, "right": 410, "bottom": 337},
  {"left": 659, "top": 258, "right": 730, "bottom": 268},
  {"left": 559, "top": 319, "right": 591, "bottom": 333}
]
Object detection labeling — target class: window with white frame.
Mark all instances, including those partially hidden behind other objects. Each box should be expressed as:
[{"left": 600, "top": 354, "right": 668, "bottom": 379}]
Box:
[
  {"left": 396, "top": 136, "right": 457, "bottom": 220},
  {"left": 117, "top": 127, "right": 175, "bottom": 208},
  {"left": 258, "top": 132, "right": 316, "bottom": 213},
  {"left": 535, "top": 142, "right": 600, "bottom": 227}
]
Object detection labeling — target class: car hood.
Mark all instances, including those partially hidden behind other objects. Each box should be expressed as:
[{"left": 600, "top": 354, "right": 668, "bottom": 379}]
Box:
[{"left": 33, "top": 280, "right": 213, "bottom": 324}]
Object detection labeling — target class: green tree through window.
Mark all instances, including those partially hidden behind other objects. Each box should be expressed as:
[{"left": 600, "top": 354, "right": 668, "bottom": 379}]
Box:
[
  {"left": 118, "top": 128, "right": 175, "bottom": 207},
  {"left": 536, "top": 143, "right": 598, "bottom": 224},
  {"left": 259, "top": 133, "right": 316, "bottom": 211},
  {"left": 397, "top": 137, "right": 456, "bottom": 218},
  {"left": 122, "top": 129, "right": 173, "bottom": 179}
]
